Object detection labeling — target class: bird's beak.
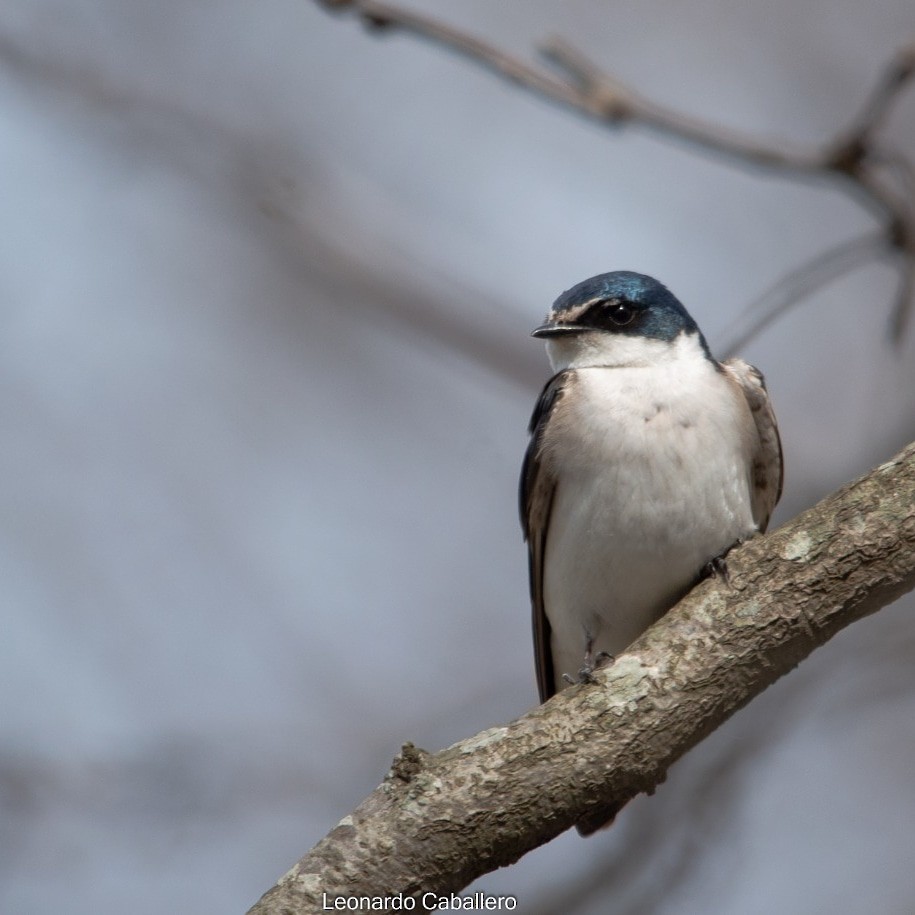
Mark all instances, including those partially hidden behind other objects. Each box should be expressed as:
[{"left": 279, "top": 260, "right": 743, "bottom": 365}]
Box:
[{"left": 531, "top": 324, "right": 584, "bottom": 338}]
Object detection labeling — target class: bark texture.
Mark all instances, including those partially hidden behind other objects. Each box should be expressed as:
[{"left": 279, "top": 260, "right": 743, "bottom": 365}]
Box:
[{"left": 249, "top": 441, "right": 915, "bottom": 914}]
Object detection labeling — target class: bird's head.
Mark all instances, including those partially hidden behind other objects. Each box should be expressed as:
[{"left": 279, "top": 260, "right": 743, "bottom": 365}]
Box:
[{"left": 533, "top": 271, "right": 710, "bottom": 371}]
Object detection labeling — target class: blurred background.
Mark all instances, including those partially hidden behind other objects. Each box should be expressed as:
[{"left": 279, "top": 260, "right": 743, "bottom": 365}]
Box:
[{"left": 2, "top": 1, "right": 915, "bottom": 913}]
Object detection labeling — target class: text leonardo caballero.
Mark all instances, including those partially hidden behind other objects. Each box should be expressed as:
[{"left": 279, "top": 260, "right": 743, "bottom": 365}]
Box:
[{"left": 322, "top": 892, "right": 517, "bottom": 910}]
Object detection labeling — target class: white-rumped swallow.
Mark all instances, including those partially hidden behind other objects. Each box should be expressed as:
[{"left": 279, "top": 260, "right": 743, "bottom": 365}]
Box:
[{"left": 520, "top": 271, "right": 782, "bottom": 833}]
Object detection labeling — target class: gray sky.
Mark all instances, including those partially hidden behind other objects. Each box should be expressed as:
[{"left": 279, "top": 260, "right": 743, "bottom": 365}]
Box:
[{"left": 2, "top": 2, "right": 915, "bottom": 913}]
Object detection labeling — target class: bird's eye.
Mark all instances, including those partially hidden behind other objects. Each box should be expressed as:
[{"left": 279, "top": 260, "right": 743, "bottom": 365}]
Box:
[{"left": 607, "top": 302, "right": 636, "bottom": 326}]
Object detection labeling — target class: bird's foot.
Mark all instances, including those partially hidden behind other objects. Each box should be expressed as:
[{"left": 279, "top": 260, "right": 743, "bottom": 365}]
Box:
[
  {"left": 701, "top": 539, "right": 744, "bottom": 586},
  {"left": 561, "top": 650, "right": 615, "bottom": 686}
]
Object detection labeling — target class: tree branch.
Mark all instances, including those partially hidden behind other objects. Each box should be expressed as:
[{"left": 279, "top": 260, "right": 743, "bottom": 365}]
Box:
[
  {"left": 314, "top": 1, "right": 915, "bottom": 340},
  {"left": 249, "top": 441, "right": 915, "bottom": 914}
]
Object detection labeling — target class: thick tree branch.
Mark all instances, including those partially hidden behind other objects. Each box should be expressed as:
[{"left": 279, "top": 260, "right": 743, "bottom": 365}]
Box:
[
  {"left": 315, "top": 1, "right": 915, "bottom": 340},
  {"left": 249, "top": 441, "right": 915, "bottom": 914}
]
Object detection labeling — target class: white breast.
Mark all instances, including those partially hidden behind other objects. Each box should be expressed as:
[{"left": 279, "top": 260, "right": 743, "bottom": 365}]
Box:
[{"left": 541, "top": 332, "right": 757, "bottom": 692}]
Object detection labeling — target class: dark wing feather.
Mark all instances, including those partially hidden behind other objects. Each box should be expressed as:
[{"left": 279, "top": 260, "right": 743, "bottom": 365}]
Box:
[
  {"left": 722, "top": 358, "right": 784, "bottom": 532},
  {"left": 520, "top": 370, "right": 574, "bottom": 703}
]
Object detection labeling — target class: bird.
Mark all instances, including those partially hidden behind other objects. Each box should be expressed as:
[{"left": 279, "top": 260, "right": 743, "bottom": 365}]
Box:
[{"left": 519, "top": 270, "right": 782, "bottom": 834}]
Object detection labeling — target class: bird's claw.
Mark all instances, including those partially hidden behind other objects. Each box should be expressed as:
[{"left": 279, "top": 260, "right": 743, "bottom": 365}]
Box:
[
  {"left": 703, "top": 554, "right": 729, "bottom": 583},
  {"left": 562, "top": 650, "right": 615, "bottom": 687},
  {"left": 702, "top": 539, "right": 745, "bottom": 586}
]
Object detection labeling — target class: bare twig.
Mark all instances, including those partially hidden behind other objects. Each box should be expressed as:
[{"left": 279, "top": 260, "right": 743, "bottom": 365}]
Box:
[
  {"left": 890, "top": 251, "right": 915, "bottom": 339},
  {"left": 315, "top": 2, "right": 915, "bottom": 340},
  {"left": 249, "top": 441, "right": 915, "bottom": 914},
  {"left": 843, "top": 43, "right": 915, "bottom": 149},
  {"left": 540, "top": 36, "right": 823, "bottom": 170},
  {"left": 720, "top": 233, "right": 887, "bottom": 356},
  {"left": 316, "top": 0, "right": 585, "bottom": 108}
]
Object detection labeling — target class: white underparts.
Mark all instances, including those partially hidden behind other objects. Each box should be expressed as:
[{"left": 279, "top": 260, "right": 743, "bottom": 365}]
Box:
[{"left": 541, "top": 331, "right": 758, "bottom": 693}]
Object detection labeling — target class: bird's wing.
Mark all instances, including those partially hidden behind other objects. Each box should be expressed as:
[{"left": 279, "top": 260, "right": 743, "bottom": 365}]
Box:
[
  {"left": 520, "top": 370, "right": 574, "bottom": 703},
  {"left": 721, "top": 358, "right": 784, "bottom": 532}
]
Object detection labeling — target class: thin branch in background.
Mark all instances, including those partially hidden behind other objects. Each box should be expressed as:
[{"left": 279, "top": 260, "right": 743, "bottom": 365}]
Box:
[
  {"left": 890, "top": 251, "right": 915, "bottom": 339},
  {"left": 719, "top": 233, "right": 887, "bottom": 357},
  {"left": 845, "top": 42, "right": 915, "bottom": 147},
  {"left": 318, "top": 0, "right": 585, "bottom": 108},
  {"left": 539, "top": 36, "right": 823, "bottom": 169},
  {"left": 315, "top": 0, "right": 915, "bottom": 342},
  {"left": 872, "top": 151, "right": 915, "bottom": 338}
]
